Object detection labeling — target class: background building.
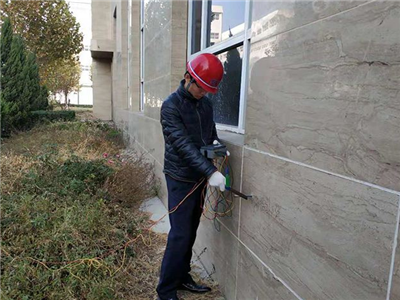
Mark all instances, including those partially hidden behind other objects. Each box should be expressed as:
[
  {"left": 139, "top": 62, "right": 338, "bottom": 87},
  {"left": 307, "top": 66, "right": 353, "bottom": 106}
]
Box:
[
  {"left": 58, "top": 0, "right": 93, "bottom": 105},
  {"left": 91, "top": 1, "right": 400, "bottom": 299},
  {"left": 210, "top": 5, "right": 223, "bottom": 45}
]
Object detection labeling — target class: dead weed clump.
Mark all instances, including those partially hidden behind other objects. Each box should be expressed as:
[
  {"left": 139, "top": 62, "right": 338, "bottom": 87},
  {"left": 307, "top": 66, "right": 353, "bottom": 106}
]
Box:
[
  {"left": 0, "top": 152, "right": 36, "bottom": 195},
  {"left": 105, "top": 153, "right": 156, "bottom": 208}
]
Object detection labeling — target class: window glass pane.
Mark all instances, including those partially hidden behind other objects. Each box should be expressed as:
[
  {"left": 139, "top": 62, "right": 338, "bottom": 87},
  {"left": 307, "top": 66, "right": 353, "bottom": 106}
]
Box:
[
  {"left": 209, "top": 45, "right": 243, "bottom": 126},
  {"left": 207, "top": 0, "right": 245, "bottom": 47},
  {"left": 191, "top": 0, "right": 202, "bottom": 54}
]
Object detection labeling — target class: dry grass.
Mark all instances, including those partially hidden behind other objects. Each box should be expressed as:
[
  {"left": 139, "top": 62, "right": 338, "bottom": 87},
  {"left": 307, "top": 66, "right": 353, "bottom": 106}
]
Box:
[
  {"left": 0, "top": 152, "right": 36, "bottom": 195},
  {"left": 1, "top": 118, "right": 224, "bottom": 300},
  {"left": 105, "top": 159, "right": 156, "bottom": 208}
]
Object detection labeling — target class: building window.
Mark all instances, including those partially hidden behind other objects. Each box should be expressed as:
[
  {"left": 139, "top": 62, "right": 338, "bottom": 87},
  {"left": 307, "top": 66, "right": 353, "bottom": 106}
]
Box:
[
  {"left": 83, "top": 45, "right": 90, "bottom": 51},
  {"left": 128, "top": 0, "right": 132, "bottom": 108},
  {"left": 81, "top": 65, "right": 90, "bottom": 71},
  {"left": 140, "top": 0, "right": 145, "bottom": 111},
  {"left": 211, "top": 13, "right": 219, "bottom": 21},
  {"left": 206, "top": 1, "right": 245, "bottom": 47},
  {"left": 190, "top": 0, "right": 202, "bottom": 54},
  {"left": 188, "top": 0, "right": 251, "bottom": 133},
  {"left": 210, "top": 32, "right": 219, "bottom": 39}
]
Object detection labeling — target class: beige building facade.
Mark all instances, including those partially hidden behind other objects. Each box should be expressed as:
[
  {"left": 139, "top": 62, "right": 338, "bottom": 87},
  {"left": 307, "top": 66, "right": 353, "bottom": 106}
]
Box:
[{"left": 91, "top": 1, "right": 400, "bottom": 299}]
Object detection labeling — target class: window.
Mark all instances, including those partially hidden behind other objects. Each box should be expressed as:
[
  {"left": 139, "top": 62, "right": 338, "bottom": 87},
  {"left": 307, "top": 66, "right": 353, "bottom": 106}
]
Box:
[
  {"left": 210, "top": 46, "right": 243, "bottom": 126},
  {"left": 140, "top": 0, "right": 145, "bottom": 111},
  {"left": 210, "top": 32, "right": 219, "bottom": 39},
  {"left": 190, "top": 0, "right": 202, "bottom": 55},
  {"left": 81, "top": 65, "right": 90, "bottom": 71},
  {"left": 211, "top": 13, "right": 219, "bottom": 21},
  {"left": 206, "top": 1, "right": 245, "bottom": 47},
  {"left": 128, "top": 0, "right": 132, "bottom": 108},
  {"left": 188, "top": 0, "right": 251, "bottom": 133}
]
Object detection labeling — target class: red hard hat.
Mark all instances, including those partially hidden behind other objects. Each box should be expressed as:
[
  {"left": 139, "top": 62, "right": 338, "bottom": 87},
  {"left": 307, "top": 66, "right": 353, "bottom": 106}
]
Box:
[{"left": 186, "top": 53, "right": 223, "bottom": 94}]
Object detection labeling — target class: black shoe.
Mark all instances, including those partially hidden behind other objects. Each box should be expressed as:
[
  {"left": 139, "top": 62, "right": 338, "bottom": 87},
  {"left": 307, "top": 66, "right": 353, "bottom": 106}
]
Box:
[{"left": 178, "top": 281, "right": 212, "bottom": 293}]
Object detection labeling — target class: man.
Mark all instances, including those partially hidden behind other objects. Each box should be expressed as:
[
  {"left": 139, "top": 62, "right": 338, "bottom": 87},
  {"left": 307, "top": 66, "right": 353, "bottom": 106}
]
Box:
[{"left": 157, "top": 53, "right": 226, "bottom": 300}]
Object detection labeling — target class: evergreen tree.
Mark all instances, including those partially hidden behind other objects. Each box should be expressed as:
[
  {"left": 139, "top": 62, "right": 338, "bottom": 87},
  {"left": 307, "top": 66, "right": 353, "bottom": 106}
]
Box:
[
  {"left": 25, "top": 52, "right": 47, "bottom": 111},
  {"left": 1, "top": 17, "right": 48, "bottom": 136},
  {"left": 2, "top": 35, "right": 30, "bottom": 130},
  {"left": 1, "top": 98, "right": 12, "bottom": 137},
  {"left": 1, "top": 0, "right": 83, "bottom": 94},
  {"left": 0, "top": 18, "right": 13, "bottom": 70},
  {"left": 0, "top": 18, "right": 14, "bottom": 136},
  {"left": 1, "top": 18, "right": 13, "bottom": 104},
  {"left": 38, "top": 85, "right": 49, "bottom": 110}
]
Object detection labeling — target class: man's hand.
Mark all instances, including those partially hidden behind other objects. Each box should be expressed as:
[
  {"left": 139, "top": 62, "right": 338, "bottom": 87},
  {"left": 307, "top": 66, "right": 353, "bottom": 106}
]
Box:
[
  {"left": 208, "top": 171, "right": 226, "bottom": 192},
  {"left": 213, "top": 140, "right": 230, "bottom": 156}
]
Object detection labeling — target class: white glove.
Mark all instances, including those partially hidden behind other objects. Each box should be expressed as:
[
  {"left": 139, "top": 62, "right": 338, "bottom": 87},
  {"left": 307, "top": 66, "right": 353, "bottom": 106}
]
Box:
[
  {"left": 208, "top": 171, "right": 226, "bottom": 192},
  {"left": 213, "top": 140, "right": 230, "bottom": 156}
]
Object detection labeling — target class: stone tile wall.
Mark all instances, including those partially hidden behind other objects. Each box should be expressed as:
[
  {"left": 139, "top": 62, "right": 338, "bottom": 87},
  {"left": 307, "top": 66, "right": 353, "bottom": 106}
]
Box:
[{"left": 92, "top": 0, "right": 400, "bottom": 298}]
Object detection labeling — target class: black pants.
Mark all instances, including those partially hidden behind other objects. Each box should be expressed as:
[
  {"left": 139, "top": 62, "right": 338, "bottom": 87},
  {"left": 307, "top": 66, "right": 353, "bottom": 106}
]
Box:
[{"left": 156, "top": 175, "right": 206, "bottom": 299}]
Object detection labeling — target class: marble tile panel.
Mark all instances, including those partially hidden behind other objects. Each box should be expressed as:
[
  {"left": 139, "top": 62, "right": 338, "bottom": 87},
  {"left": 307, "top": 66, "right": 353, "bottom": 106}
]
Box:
[
  {"left": 214, "top": 143, "right": 243, "bottom": 236},
  {"left": 236, "top": 244, "right": 298, "bottom": 300},
  {"left": 144, "top": 25, "right": 172, "bottom": 82},
  {"left": 142, "top": 116, "right": 164, "bottom": 165},
  {"left": 240, "top": 148, "right": 399, "bottom": 299},
  {"left": 246, "top": 1, "right": 400, "bottom": 191},
  {"left": 390, "top": 209, "right": 400, "bottom": 299},
  {"left": 251, "top": 0, "right": 367, "bottom": 43},
  {"left": 144, "top": 74, "right": 171, "bottom": 120},
  {"left": 194, "top": 217, "right": 239, "bottom": 300},
  {"left": 128, "top": 111, "right": 145, "bottom": 145},
  {"left": 144, "top": 0, "right": 172, "bottom": 47}
]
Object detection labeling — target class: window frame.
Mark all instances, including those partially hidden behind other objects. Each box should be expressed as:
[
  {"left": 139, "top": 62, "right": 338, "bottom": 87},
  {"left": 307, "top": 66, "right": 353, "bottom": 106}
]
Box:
[
  {"left": 187, "top": 0, "right": 252, "bottom": 134},
  {"left": 140, "top": 0, "right": 145, "bottom": 112},
  {"left": 128, "top": 0, "right": 132, "bottom": 109}
]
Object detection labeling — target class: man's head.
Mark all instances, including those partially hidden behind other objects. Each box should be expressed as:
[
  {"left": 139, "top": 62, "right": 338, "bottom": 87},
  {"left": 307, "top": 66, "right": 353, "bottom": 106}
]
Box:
[
  {"left": 184, "top": 72, "right": 208, "bottom": 100},
  {"left": 185, "top": 53, "right": 223, "bottom": 100}
]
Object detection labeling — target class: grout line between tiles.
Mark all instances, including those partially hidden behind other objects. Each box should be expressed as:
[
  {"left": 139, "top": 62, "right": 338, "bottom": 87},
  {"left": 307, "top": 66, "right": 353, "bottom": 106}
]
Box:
[
  {"left": 239, "top": 146, "right": 245, "bottom": 239},
  {"left": 244, "top": 146, "right": 400, "bottom": 196},
  {"left": 234, "top": 146, "right": 246, "bottom": 300},
  {"left": 386, "top": 195, "right": 400, "bottom": 300},
  {"left": 217, "top": 219, "right": 304, "bottom": 300},
  {"left": 233, "top": 236, "right": 240, "bottom": 300},
  {"left": 251, "top": 0, "right": 378, "bottom": 45}
]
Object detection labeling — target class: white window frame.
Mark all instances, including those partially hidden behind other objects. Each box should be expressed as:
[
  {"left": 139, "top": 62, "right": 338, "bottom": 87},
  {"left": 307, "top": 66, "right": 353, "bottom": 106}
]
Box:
[
  {"left": 128, "top": 0, "right": 132, "bottom": 109},
  {"left": 140, "top": 0, "right": 145, "bottom": 111},
  {"left": 187, "top": 0, "right": 252, "bottom": 134}
]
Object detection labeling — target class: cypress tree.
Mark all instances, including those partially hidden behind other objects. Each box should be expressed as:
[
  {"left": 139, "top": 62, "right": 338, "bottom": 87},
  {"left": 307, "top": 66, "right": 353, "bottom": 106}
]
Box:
[
  {"left": 39, "top": 85, "right": 49, "bottom": 110},
  {"left": 1, "top": 18, "right": 48, "bottom": 135},
  {"left": 1, "top": 18, "right": 14, "bottom": 136},
  {"left": 0, "top": 18, "right": 13, "bottom": 71},
  {"left": 25, "top": 52, "right": 44, "bottom": 111},
  {"left": 2, "top": 35, "right": 30, "bottom": 130},
  {"left": 1, "top": 99, "right": 12, "bottom": 137}
]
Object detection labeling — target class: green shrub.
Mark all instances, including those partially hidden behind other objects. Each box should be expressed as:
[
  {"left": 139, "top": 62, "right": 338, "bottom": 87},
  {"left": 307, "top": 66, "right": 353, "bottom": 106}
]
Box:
[
  {"left": 31, "top": 110, "right": 75, "bottom": 123},
  {"left": 59, "top": 156, "right": 114, "bottom": 194}
]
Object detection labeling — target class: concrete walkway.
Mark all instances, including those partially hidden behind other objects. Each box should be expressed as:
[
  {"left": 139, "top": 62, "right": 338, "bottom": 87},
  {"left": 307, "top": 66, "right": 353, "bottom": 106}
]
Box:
[
  {"left": 139, "top": 197, "right": 171, "bottom": 234},
  {"left": 139, "top": 197, "right": 210, "bottom": 280}
]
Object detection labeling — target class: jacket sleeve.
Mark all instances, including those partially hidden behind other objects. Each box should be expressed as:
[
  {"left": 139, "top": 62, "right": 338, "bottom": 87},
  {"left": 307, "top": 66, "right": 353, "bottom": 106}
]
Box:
[{"left": 161, "top": 101, "right": 217, "bottom": 178}]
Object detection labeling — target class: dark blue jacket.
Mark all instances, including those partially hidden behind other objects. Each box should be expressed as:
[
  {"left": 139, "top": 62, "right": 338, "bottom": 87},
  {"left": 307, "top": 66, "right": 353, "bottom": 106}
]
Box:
[{"left": 160, "top": 80, "right": 218, "bottom": 182}]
